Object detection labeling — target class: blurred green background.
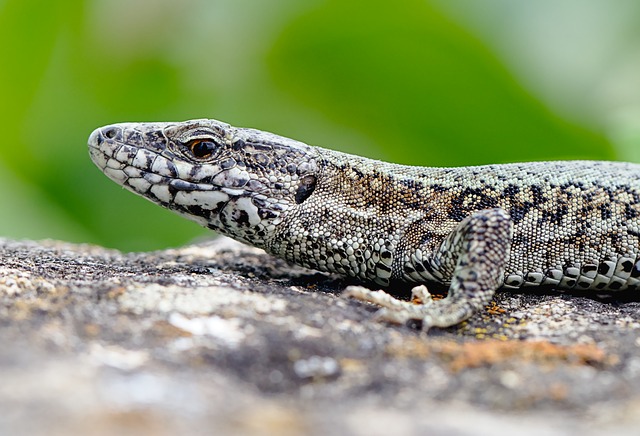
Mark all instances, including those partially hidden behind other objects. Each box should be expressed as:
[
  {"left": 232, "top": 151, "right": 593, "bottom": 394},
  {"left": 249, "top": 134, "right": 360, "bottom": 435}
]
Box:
[{"left": 1, "top": 0, "right": 639, "bottom": 251}]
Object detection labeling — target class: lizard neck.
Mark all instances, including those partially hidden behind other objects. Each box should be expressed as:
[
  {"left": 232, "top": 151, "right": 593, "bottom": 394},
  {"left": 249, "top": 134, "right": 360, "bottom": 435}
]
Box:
[{"left": 264, "top": 149, "right": 438, "bottom": 287}]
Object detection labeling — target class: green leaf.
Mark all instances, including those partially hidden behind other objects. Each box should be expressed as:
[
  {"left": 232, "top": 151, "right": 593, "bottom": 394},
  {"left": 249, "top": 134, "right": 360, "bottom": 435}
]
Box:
[{"left": 268, "top": 0, "right": 613, "bottom": 166}]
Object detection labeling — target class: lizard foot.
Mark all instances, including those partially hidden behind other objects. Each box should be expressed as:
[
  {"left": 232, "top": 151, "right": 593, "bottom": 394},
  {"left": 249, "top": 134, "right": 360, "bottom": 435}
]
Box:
[
  {"left": 343, "top": 285, "right": 442, "bottom": 329},
  {"left": 344, "top": 284, "right": 487, "bottom": 331},
  {"left": 344, "top": 208, "right": 513, "bottom": 331}
]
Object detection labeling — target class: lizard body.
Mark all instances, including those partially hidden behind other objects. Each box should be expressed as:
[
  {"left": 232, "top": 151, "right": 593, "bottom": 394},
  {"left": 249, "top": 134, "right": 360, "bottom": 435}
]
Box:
[{"left": 88, "top": 119, "right": 640, "bottom": 329}]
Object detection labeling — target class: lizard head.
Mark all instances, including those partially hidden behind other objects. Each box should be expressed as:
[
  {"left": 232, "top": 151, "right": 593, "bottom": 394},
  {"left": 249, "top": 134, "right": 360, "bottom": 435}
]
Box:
[{"left": 88, "top": 118, "right": 322, "bottom": 247}]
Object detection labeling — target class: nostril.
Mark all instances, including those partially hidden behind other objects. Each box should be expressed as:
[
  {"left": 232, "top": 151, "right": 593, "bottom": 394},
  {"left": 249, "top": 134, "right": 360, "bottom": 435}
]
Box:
[{"left": 103, "top": 126, "right": 119, "bottom": 139}]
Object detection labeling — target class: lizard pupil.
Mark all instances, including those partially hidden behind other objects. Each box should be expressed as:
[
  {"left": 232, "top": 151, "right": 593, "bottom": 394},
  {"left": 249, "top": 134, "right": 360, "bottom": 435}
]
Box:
[{"left": 188, "top": 139, "right": 217, "bottom": 159}]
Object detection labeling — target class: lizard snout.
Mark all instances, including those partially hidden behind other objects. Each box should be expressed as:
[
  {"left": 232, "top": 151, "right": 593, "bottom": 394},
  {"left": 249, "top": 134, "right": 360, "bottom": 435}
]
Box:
[{"left": 88, "top": 125, "right": 122, "bottom": 148}]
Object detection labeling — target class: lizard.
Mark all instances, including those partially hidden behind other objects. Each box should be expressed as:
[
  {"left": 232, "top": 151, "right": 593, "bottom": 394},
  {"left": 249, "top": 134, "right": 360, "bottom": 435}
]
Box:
[{"left": 88, "top": 118, "right": 640, "bottom": 330}]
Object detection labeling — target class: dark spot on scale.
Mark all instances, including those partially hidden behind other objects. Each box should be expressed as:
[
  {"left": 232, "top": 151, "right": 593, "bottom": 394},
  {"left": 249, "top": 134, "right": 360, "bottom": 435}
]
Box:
[
  {"left": 232, "top": 139, "right": 245, "bottom": 151},
  {"left": 608, "top": 281, "right": 623, "bottom": 290},
  {"left": 234, "top": 209, "right": 250, "bottom": 226},
  {"left": 186, "top": 205, "right": 208, "bottom": 218},
  {"left": 502, "top": 184, "right": 520, "bottom": 197},
  {"left": 249, "top": 142, "right": 272, "bottom": 152},
  {"left": 577, "top": 281, "right": 591, "bottom": 288},
  {"left": 399, "top": 196, "right": 423, "bottom": 210},
  {"left": 599, "top": 204, "right": 612, "bottom": 220},
  {"left": 167, "top": 184, "right": 179, "bottom": 197},
  {"left": 628, "top": 229, "right": 640, "bottom": 238},
  {"left": 581, "top": 264, "right": 597, "bottom": 273},
  {"left": 596, "top": 282, "right": 608, "bottom": 289},
  {"left": 381, "top": 251, "right": 392, "bottom": 260},
  {"left": 376, "top": 263, "right": 392, "bottom": 273},
  {"left": 621, "top": 260, "right": 633, "bottom": 273},
  {"left": 604, "top": 187, "right": 616, "bottom": 202},
  {"left": 540, "top": 206, "right": 568, "bottom": 225},
  {"left": 530, "top": 185, "right": 545, "bottom": 204},
  {"left": 188, "top": 165, "right": 200, "bottom": 178},
  {"left": 448, "top": 208, "right": 468, "bottom": 222},
  {"left": 565, "top": 269, "right": 579, "bottom": 278},
  {"left": 565, "top": 279, "right": 576, "bottom": 287},
  {"left": 286, "top": 164, "right": 297, "bottom": 174},
  {"left": 220, "top": 158, "right": 236, "bottom": 170},
  {"left": 509, "top": 203, "right": 532, "bottom": 224},
  {"left": 399, "top": 179, "right": 415, "bottom": 189},
  {"left": 170, "top": 179, "right": 197, "bottom": 191},
  {"left": 448, "top": 188, "right": 497, "bottom": 222},
  {"left": 625, "top": 204, "right": 638, "bottom": 220},
  {"left": 253, "top": 153, "right": 269, "bottom": 167},
  {"left": 579, "top": 205, "right": 594, "bottom": 217},
  {"left": 414, "top": 263, "right": 425, "bottom": 272},
  {"left": 252, "top": 197, "right": 267, "bottom": 208},
  {"left": 125, "top": 130, "right": 142, "bottom": 145},
  {"left": 632, "top": 264, "right": 640, "bottom": 278},
  {"left": 230, "top": 177, "right": 249, "bottom": 188},
  {"left": 597, "top": 263, "right": 611, "bottom": 276},
  {"left": 258, "top": 209, "right": 278, "bottom": 220},
  {"left": 209, "top": 201, "right": 225, "bottom": 215}
]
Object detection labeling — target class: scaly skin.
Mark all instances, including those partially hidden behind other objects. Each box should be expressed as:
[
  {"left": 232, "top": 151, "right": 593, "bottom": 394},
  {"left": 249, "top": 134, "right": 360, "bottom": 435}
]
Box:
[{"left": 88, "top": 118, "right": 640, "bottom": 329}]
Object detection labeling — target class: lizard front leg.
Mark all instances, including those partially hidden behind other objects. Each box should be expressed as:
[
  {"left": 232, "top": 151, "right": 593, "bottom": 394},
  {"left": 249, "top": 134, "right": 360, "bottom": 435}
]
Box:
[{"left": 344, "top": 208, "right": 513, "bottom": 330}]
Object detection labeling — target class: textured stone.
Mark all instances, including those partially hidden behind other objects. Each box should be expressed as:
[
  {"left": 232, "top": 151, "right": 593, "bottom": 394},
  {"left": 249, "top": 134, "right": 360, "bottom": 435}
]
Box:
[{"left": 1, "top": 236, "right": 640, "bottom": 435}]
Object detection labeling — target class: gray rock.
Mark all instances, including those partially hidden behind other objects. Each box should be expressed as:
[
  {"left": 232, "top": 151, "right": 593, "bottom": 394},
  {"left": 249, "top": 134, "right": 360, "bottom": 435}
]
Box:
[{"left": 1, "top": 236, "right": 640, "bottom": 435}]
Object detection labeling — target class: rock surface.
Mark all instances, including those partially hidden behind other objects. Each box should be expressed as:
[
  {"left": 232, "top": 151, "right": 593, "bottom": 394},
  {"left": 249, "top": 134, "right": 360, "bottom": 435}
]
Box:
[{"left": 1, "top": 237, "right": 640, "bottom": 435}]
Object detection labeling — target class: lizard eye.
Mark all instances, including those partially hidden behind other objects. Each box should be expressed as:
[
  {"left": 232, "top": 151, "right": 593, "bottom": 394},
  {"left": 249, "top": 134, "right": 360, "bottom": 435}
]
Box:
[{"left": 185, "top": 138, "right": 220, "bottom": 160}]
